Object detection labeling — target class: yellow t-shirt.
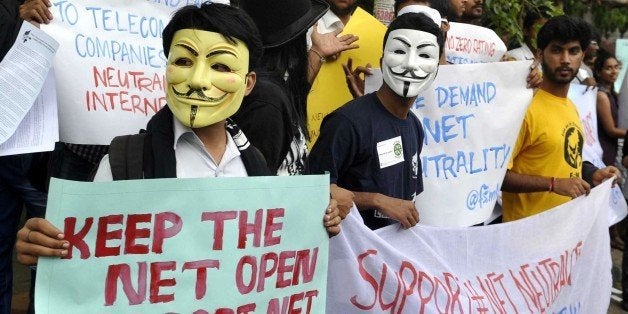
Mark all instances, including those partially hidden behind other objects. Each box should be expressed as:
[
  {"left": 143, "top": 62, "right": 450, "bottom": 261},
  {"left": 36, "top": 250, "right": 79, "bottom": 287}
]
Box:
[{"left": 502, "top": 89, "right": 584, "bottom": 222}]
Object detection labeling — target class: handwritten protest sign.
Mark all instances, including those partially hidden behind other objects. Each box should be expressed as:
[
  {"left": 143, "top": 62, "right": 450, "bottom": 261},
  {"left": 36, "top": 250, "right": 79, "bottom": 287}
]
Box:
[
  {"left": 568, "top": 84, "right": 628, "bottom": 224},
  {"left": 327, "top": 179, "right": 615, "bottom": 313},
  {"left": 43, "top": 0, "right": 201, "bottom": 145},
  {"left": 306, "top": 8, "right": 386, "bottom": 146},
  {"left": 373, "top": 0, "right": 395, "bottom": 25},
  {"left": 445, "top": 22, "right": 507, "bottom": 64},
  {"left": 36, "top": 175, "right": 330, "bottom": 313},
  {"left": 414, "top": 61, "right": 532, "bottom": 226}
]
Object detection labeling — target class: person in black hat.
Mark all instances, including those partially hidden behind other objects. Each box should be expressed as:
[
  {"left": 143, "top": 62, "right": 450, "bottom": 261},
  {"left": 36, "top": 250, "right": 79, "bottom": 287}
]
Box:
[{"left": 234, "top": 0, "right": 342, "bottom": 176}]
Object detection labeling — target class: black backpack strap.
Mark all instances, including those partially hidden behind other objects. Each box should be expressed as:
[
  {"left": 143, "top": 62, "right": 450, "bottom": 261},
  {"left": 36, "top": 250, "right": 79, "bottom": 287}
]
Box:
[
  {"left": 225, "top": 119, "right": 272, "bottom": 176},
  {"left": 108, "top": 133, "right": 147, "bottom": 180},
  {"left": 241, "top": 145, "right": 272, "bottom": 176}
]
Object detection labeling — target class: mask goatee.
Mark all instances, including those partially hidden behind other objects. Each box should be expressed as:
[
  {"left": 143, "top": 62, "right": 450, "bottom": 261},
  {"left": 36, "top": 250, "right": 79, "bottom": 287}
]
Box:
[{"left": 190, "top": 105, "right": 198, "bottom": 128}]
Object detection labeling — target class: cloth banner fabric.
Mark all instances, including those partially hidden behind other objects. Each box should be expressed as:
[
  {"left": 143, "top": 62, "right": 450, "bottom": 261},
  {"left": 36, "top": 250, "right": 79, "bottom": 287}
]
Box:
[
  {"left": 568, "top": 83, "right": 628, "bottom": 225},
  {"left": 306, "top": 7, "right": 387, "bottom": 147},
  {"left": 327, "top": 179, "right": 615, "bottom": 313},
  {"left": 36, "top": 175, "right": 330, "bottom": 313},
  {"left": 444, "top": 23, "right": 507, "bottom": 65},
  {"left": 412, "top": 61, "right": 532, "bottom": 226},
  {"left": 43, "top": 0, "right": 198, "bottom": 144}
]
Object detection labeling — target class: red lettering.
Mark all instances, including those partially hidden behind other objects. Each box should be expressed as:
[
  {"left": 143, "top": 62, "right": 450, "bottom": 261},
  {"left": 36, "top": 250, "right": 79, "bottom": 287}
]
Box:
[
  {"left": 350, "top": 250, "right": 378, "bottom": 310},
  {"left": 444, "top": 273, "right": 464, "bottom": 313},
  {"left": 266, "top": 296, "right": 289, "bottom": 314},
  {"left": 149, "top": 261, "right": 176, "bottom": 303},
  {"left": 153, "top": 212, "right": 182, "bottom": 253},
  {"left": 293, "top": 248, "right": 317, "bottom": 285},
  {"left": 264, "top": 208, "right": 284, "bottom": 247},
  {"left": 238, "top": 209, "right": 263, "bottom": 249},
  {"left": 236, "top": 255, "right": 257, "bottom": 294},
  {"left": 95, "top": 214, "right": 123, "bottom": 257},
  {"left": 202, "top": 211, "right": 238, "bottom": 250},
  {"left": 104, "top": 262, "right": 147, "bottom": 306},
  {"left": 237, "top": 303, "right": 256, "bottom": 314},
  {"left": 417, "top": 271, "right": 434, "bottom": 311},
  {"left": 124, "top": 213, "right": 151, "bottom": 255},
  {"left": 119, "top": 91, "right": 131, "bottom": 112},
  {"left": 257, "top": 252, "right": 278, "bottom": 292},
  {"left": 303, "top": 290, "right": 318, "bottom": 313},
  {"left": 63, "top": 217, "right": 93, "bottom": 259},
  {"left": 396, "top": 261, "right": 417, "bottom": 313},
  {"left": 288, "top": 292, "right": 304, "bottom": 313},
  {"left": 276, "top": 251, "right": 295, "bottom": 288},
  {"left": 182, "top": 259, "right": 220, "bottom": 300},
  {"left": 378, "top": 264, "right": 400, "bottom": 311}
]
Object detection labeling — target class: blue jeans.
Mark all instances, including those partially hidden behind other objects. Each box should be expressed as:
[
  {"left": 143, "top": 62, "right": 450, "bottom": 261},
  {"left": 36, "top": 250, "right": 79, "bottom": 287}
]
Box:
[{"left": 0, "top": 154, "right": 47, "bottom": 314}]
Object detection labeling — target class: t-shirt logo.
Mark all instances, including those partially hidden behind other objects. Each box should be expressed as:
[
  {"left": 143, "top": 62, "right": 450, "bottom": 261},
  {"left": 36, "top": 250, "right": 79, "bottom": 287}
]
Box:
[
  {"left": 563, "top": 125, "right": 583, "bottom": 169},
  {"left": 393, "top": 141, "right": 402, "bottom": 158}
]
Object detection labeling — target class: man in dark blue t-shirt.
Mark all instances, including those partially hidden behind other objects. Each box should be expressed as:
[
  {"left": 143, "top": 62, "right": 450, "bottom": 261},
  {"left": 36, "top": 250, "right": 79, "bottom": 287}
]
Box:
[{"left": 308, "top": 12, "right": 444, "bottom": 229}]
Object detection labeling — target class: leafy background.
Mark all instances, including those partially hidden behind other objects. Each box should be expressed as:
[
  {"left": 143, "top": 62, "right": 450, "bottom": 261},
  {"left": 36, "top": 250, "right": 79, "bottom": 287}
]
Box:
[{"left": 359, "top": 0, "right": 627, "bottom": 50}]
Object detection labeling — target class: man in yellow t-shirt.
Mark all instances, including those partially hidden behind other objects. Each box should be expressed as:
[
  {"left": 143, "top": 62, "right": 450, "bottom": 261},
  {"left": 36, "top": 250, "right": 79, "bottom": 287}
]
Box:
[{"left": 501, "top": 15, "right": 620, "bottom": 222}]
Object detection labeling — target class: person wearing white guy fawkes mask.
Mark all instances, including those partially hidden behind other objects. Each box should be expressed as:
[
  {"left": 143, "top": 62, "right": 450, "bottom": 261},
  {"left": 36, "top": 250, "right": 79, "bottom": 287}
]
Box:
[{"left": 307, "top": 12, "right": 444, "bottom": 230}]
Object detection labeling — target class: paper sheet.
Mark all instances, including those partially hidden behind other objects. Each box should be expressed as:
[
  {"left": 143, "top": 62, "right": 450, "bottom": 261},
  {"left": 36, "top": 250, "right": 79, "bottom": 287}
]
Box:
[
  {"left": 0, "top": 21, "right": 58, "bottom": 146},
  {"left": 0, "top": 70, "right": 58, "bottom": 156}
]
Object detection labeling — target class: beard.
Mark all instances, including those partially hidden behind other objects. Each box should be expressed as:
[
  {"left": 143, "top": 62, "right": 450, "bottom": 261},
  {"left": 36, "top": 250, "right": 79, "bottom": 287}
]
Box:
[
  {"left": 541, "top": 59, "right": 577, "bottom": 84},
  {"left": 329, "top": 1, "right": 357, "bottom": 17}
]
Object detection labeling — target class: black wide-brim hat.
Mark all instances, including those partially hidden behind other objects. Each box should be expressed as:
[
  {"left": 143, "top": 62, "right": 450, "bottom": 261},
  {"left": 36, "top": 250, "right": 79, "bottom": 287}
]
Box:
[{"left": 241, "top": 0, "right": 329, "bottom": 48}]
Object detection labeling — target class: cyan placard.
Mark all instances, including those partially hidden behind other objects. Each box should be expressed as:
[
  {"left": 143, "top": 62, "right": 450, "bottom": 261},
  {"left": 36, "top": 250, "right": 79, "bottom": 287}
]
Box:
[{"left": 36, "top": 175, "right": 330, "bottom": 313}]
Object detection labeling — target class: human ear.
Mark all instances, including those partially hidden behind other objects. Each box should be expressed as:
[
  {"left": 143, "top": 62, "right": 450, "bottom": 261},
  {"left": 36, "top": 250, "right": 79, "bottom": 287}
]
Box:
[{"left": 244, "top": 72, "right": 257, "bottom": 96}]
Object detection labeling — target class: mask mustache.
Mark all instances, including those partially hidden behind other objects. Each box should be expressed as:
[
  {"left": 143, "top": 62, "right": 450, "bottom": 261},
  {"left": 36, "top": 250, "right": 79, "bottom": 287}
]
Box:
[
  {"left": 172, "top": 86, "right": 228, "bottom": 102},
  {"left": 173, "top": 87, "right": 212, "bottom": 101},
  {"left": 389, "top": 68, "right": 429, "bottom": 80}
]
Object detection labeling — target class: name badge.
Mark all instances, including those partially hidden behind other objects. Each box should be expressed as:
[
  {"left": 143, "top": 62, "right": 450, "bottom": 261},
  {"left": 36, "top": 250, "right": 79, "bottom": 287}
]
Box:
[{"left": 376, "top": 136, "right": 404, "bottom": 169}]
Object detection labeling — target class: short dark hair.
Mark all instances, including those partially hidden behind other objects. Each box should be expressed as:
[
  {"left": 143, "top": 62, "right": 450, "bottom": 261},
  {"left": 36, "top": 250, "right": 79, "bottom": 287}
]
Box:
[
  {"left": 593, "top": 49, "right": 618, "bottom": 82},
  {"left": 162, "top": 3, "right": 263, "bottom": 70},
  {"left": 522, "top": 6, "right": 551, "bottom": 32},
  {"left": 536, "top": 15, "right": 591, "bottom": 52},
  {"left": 394, "top": 0, "right": 432, "bottom": 16},
  {"left": 384, "top": 12, "right": 445, "bottom": 57},
  {"left": 429, "top": 0, "right": 452, "bottom": 20}
]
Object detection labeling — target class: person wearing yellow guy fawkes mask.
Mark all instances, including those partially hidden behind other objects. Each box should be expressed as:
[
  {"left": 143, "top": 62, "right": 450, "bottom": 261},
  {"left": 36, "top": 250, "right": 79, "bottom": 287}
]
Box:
[{"left": 14, "top": 3, "right": 343, "bottom": 267}]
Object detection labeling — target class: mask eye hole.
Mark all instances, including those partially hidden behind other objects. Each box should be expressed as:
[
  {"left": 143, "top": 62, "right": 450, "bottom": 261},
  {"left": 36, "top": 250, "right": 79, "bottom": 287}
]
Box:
[
  {"left": 212, "top": 63, "right": 231, "bottom": 72},
  {"left": 174, "top": 58, "right": 192, "bottom": 67},
  {"left": 394, "top": 49, "right": 406, "bottom": 55}
]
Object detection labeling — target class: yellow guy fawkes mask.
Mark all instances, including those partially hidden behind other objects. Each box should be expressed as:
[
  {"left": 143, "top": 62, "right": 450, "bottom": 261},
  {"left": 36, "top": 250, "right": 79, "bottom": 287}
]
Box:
[{"left": 166, "top": 29, "right": 250, "bottom": 128}]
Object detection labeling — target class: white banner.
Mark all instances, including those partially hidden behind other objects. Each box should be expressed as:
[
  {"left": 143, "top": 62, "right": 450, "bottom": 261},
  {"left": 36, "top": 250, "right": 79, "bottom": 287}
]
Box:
[
  {"left": 327, "top": 179, "right": 615, "bottom": 313},
  {"left": 568, "top": 84, "right": 628, "bottom": 225},
  {"left": 413, "top": 61, "right": 532, "bottom": 226},
  {"left": 44, "top": 0, "right": 202, "bottom": 145},
  {"left": 445, "top": 22, "right": 507, "bottom": 65},
  {"left": 615, "top": 39, "right": 628, "bottom": 92}
]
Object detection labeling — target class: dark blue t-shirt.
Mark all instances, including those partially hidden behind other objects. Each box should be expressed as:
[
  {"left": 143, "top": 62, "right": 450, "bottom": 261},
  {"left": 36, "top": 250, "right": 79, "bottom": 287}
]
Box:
[{"left": 308, "top": 92, "right": 424, "bottom": 229}]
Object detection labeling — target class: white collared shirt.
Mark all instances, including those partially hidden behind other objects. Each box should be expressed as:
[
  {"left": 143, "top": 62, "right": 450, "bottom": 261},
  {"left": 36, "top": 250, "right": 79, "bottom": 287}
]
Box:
[
  {"left": 93, "top": 119, "right": 247, "bottom": 181},
  {"left": 505, "top": 43, "right": 534, "bottom": 61},
  {"left": 306, "top": 10, "right": 345, "bottom": 50}
]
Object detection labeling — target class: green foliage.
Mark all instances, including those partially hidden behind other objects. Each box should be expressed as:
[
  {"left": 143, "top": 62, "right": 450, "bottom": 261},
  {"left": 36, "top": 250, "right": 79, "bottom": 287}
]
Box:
[
  {"left": 483, "top": 0, "right": 562, "bottom": 48},
  {"left": 586, "top": 4, "right": 628, "bottom": 37},
  {"left": 359, "top": 0, "right": 626, "bottom": 43}
]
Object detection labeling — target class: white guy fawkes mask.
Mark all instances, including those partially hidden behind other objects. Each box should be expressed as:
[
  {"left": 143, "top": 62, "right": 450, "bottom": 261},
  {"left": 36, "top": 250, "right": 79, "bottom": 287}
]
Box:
[
  {"left": 166, "top": 29, "right": 250, "bottom": 128},
  {"left": 382, "top": 29, "right": 439, "bottom": 98}
]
